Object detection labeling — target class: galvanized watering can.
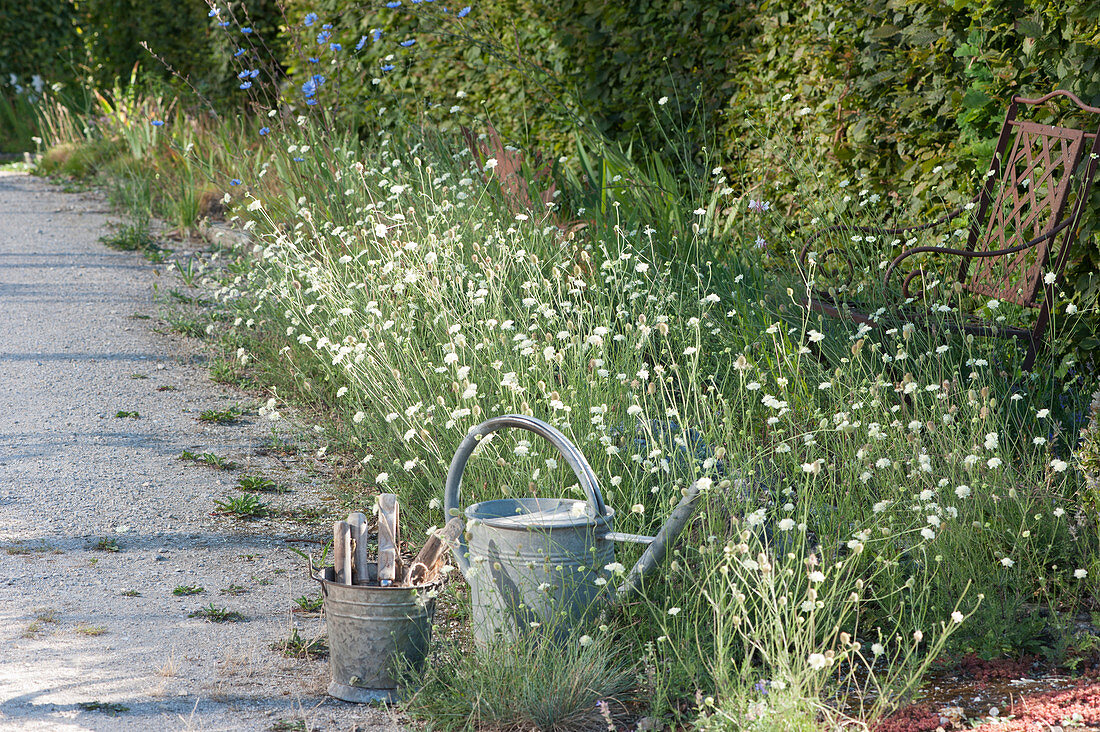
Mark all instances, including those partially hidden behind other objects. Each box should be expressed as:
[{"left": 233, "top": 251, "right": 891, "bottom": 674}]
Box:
[{"left": 445, "top": 414, "right": 702, "bottom": 645}]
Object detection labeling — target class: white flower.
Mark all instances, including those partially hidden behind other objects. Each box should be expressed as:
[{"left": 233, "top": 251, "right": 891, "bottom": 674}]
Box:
[
  {"left": 1036, "top": 408, "right": 1050, "bottom": 419},
  {"left": 353, "top": 411, "right": 366, "bottom": 424},
  {"left": 955, "top": 484, "right": 971, "bottom": 499},
  {"left": 1044, "top": 272, "right": 1057, "bottom": 285},
  {"left": 247, "top": 199, "right": 263, "bottom": 211},
  {"left": 667, "top": 607, "right": 681, "bottom": 616},
  {"left": 483, "top": 157, "right": 498, "bottom": 170},
  {"left": 1075, "top": 569, "right": 1088, "bottom": 579},
  {"left": 987, "top": 457, "right": 1003, "bottom": 469},
  {"left": 631, "top": 504, "right": 645, "bottom": 514},
  {"left": 984, "top": 432, "right": 999, "bottom": 450},
  {"left": 627, "top": 404, "right": 643, "bottom": 416},
  {"left": 658, "top": 96, "right": 668, "bottom": 105},
  {"left": 579, "top": 635, "right": 593, "bottom": 647},
  {"left": 871, "top": 643, "right": 885, "bottom": 656},
  {"left": 951, "top": 611, "right": 964, "bottom": 623},
  {"left": 808, "top": 571, "right": 825, "bottom": 583},
  {"left": 1051, "top": 459, "right": 1069, "bottom": 473},
  {"left": 605, "top": 562, "right": 625, "bottom": 574},
  {"left": 807, "top": 653, "right": 828, "bottom": 671},
  {"left": 778, "top": 518, "right": 796, "bottom": 531},
  {"left": 1067, "top": 303, "right": 1079, "bottom": 315},
  {"left": 376, "top": 472, "right": 389, "bottom": 484},
  {"left": 807, "top": 329, "right": 825, "bottom": 343},
  {"left": 1000, "top": 557, "right": 1014, "bottom": 568},
  {"left": 921, "top": 527, "right": 935, "bottom": 540}
]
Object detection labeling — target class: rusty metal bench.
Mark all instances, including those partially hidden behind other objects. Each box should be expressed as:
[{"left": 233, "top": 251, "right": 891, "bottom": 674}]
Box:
[{"left": 801, "top": 90, "right": 1100, "bottom": 370}]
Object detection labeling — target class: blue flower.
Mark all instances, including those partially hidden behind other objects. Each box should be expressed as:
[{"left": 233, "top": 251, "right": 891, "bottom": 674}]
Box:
[
  {"left": 399, "top": 38, "right": 415, "bottom": 47},
  {"left": 385, "top": 1, "right": 401, "bottom": 7},
  {"left": 305, "top": 98, "right": 318, "bottom": 105},
  {"left": 151, "top": 120, "right": 164, "bottom": 126},
  {"left": 301, "top": 73, "right": 326, "bottom": 97},
  {"left": 208, "top": 8, "right": 219, "bottom": 17},
  {"left": 322, "top": 23, "right": 332, "bottom": 29},
  {"left": 217, "top": 21, "right": 230, "bottom": 27},
  {"left": 457, "top": 5, "right": 471, "bottom": 17},
  {"left": 308, "top": 57, "right": 319, "bottom": 63},
  {"left": 355, "top": 35, "right": 368, "bottom": 50},
  {"left": 330, "top": 43, "right": 342, "bottom": 52},
  {"left": 233, "top": 48, "right": 246, "bottom": 57},
  {"left": 303, "top": 12, "right": 318, "bottom": 26},
  {"left": 241, "top": 27, "right": 253, "bottom": 34},
  {"left": 249, "top": 69, "right": 259, "bottom": 78},
  {"left": 381, "top": 64, "right": 395, "bottom": 71},
  {"left": 230, "top": 179, "right": 242, "bottom": 186},
  {"left": 372, "top": 28, "right": 383, "bottom": 41},
  {"left": 239, "top": 81, "right": 252, "bottom": 89},
  {"left": 317, "top": 30, "right": 331, "bottom": 44},
  {"left": 293, "top": 157, "right": 304, "bottom": 162},
  {"left": 237, "top": 70, "right": 250, "bottom": 78},
  {"left": 259, "top": 126, "right": 270, "bottom": 136}
]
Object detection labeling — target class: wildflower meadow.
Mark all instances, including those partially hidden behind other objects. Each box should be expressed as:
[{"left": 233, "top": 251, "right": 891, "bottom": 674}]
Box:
[{"left": 7, "top": 0, "right": 1100, "bottom": 729}]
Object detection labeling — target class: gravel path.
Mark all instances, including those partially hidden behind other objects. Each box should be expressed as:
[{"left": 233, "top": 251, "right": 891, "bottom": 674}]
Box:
[{"left": 0, "top": 171, "right": 394, "bottom": 731}]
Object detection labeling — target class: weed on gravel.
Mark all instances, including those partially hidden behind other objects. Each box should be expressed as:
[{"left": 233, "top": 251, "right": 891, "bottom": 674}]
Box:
[
  {"left": 198, "top": 406, "right": 242, "bottom": 424},
  {"left": 292, "top": 593, "right": 324, "bottom": 615},
  {"left": 172, "top": 584, "right": 205, "bottom": 596},
  {"left": 237, "top": 475, "right": 287, "bottom": 493},
  {"left": 220, "top": 584, "right": 249, "bottom": 596},
  {"left": 92, "top": 537, "right": 120, "bottom": 552},
  {"left": 213, "top": 493, "right": 268, "bottom": 519},
  {"left": 188, "top": 604, "right": 245, "bottom": 623},
  {"left": 78, "top": 701, "right": 129, "bottom": 716},
  {"left": 114, "top": 410, "right": 139, "bottom": 418},
  {"left": 120, "top": 590, "right": 141, "bottom": 597},
  {"left": 75, "top": 625, "right": 107, "bottom": 636},
  {"left": 180, "top": 450, "right": 237, "bottom": 470},
  {"left": 271, "top": 628, "right": 327, "bottom": 660}
]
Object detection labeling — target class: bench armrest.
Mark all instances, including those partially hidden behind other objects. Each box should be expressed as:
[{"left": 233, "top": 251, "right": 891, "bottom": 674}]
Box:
[
  {"left": 884, "top": 217, "right": 1074, "bottom": 298},
  {"left": 798, "top": 192, "right": 982, "bottom": 271}
]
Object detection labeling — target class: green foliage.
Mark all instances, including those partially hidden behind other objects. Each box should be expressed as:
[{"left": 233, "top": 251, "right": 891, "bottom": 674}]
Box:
[{"left": 0, "top": 0, "right": 80, "bottom": 83}]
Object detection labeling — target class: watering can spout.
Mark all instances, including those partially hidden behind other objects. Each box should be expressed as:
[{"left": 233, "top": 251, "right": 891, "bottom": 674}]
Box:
[{"left": 614, "top": 480, "right": 703, "bottom": 602}]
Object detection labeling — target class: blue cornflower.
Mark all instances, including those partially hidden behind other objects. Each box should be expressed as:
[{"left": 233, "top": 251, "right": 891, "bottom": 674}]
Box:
[
  {"left": 308, "top": 57, "right": 319, "bottom": 63},
  {"left": 249, "top": 69, "right": 259, "bottom": 78},
  {"left": 301, "top": 73, "right": 326, "bottom": 97},
  {"left": 305, "top": 98, "right": 318, "bottom": 106},
  {"left": 317, "top": 29, "right": 331, "bottom": 44},
  {"left": 237, "top": 70, "right": 250, "bottom": 78},
  {"left": 240, "top": 81, "right": 252, "bottom": 89},
  {"left": 258, "top": 126, "right": 270, "bottom": 136},
  {"left": 457, "top": 5, "right": 471, "bottom": 16},
  {"left": 230, "top": 179, "right": 242, "bottom": 186},
  {"left": 322, "top": 23, "right": 332, "bottom": 29},
  {"left": 303, "top": 12, "right": 318, "bottom": 26},
  {"left": 241, "top": 27, "right": 253, "bottom": 33},
  {"left": 385, "top": 1, "right": 401, "bottom": 7},
  {"left": 330, "top": 43, "right": 342, "bottom": 52},
  {"left": 233, "top": 48, "right": 246, "bottom": 57},
  {"left": 355, "top": 35, "right": 368, "bottom": 50},
  {"left": 208, "top": 8, "right": 219, "bottom": 17},
  {"left": 293, "top": 157, "right": 304, "bottom": 162},
  {"left": 381, "top": 63, "right": 395, "bottom": 71},
  {"left": 217, "top": 21, "right": 230, "bottom": 27},
  {"left": 399, "top": 38, "right": 415, "bottom": 47},
  {"left": 151, "top": 120, "right": 164, "bottom": 126},
  {"left": 371, "top": 28, "right": 383, "bottom": 41}
]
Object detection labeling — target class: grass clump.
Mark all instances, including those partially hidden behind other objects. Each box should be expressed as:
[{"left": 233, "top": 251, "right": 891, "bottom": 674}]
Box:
[
  {"left": 172, "top": 584, "right": 204, "bottom": 596},
  {"left": 213, "top": 493, "right": 268, "bottom": 519},
  {"left": 271, "top": 628, "right": 328, "bottom": 660},
  {"left": 406, "top": 629, "right": 634, "bottom": 731}
]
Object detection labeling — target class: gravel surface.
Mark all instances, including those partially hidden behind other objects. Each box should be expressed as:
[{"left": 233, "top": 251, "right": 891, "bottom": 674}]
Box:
[{"left": 0, "top": 171, "right": 395, "bottom": 731}]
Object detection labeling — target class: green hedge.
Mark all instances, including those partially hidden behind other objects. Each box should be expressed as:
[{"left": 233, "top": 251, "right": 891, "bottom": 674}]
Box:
[{"left": 0, "top": 0, "right": 80, "bottom": 85}]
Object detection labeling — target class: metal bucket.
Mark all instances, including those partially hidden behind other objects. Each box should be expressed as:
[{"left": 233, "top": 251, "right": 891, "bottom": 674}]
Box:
[
  {"left": 315, "top": 563, "right": 438, "bottom": 703},
  {"left": 445, "top": 415, "right": 702, "bottom": 646}
]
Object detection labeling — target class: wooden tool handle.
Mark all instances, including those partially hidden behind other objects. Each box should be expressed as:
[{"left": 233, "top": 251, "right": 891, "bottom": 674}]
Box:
[
  {"left": 408, "top": 517, "right": 464, "bottom": 586},
  {"left": 377, "top": 493, "right": 400, "bottom": 586},
  {"left": 347, "top": 512, "right": 370, "bottom": 585},
  {"left": 333, "top": 521, "right": 353, "bottom": 585}
]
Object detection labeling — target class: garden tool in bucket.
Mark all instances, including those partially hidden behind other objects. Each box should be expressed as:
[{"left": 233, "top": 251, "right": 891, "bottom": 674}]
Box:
[{"left": 444, "top": 414, "right": 703, "bottom": 645}]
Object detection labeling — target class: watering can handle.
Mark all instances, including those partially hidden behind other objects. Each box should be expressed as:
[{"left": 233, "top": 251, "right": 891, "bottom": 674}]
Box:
[{"left": 444, "top": 414, "right": 607, "bottom": 577}]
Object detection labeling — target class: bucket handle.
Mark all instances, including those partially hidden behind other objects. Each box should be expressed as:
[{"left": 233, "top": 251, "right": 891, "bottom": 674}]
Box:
[{"left": 444, "top": 414, "right": 607, "bottom": 577}]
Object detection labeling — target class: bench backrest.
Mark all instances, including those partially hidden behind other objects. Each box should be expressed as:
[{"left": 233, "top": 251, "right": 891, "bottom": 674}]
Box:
[{"left": 961, "top": 91, "right": 1100, "bottom": 308}]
